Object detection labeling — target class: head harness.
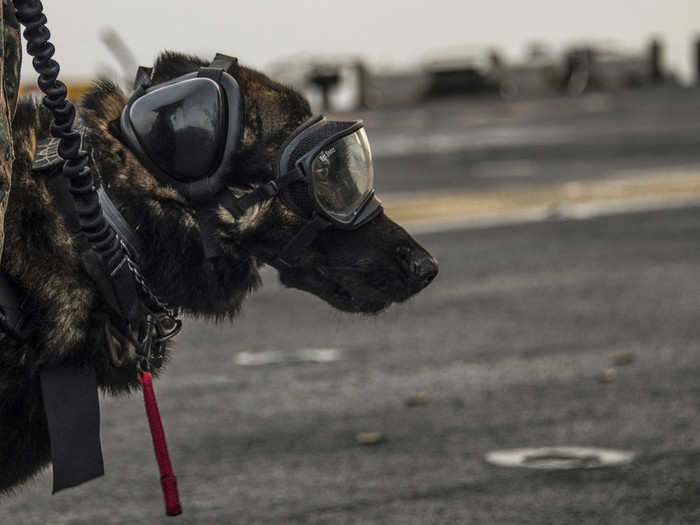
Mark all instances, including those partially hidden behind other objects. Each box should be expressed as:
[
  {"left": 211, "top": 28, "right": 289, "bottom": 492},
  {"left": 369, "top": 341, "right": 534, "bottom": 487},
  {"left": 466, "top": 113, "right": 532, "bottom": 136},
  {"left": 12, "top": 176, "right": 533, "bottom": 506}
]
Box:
[{"left": 119, "top": 53, "right": 382, "bottom": 266}]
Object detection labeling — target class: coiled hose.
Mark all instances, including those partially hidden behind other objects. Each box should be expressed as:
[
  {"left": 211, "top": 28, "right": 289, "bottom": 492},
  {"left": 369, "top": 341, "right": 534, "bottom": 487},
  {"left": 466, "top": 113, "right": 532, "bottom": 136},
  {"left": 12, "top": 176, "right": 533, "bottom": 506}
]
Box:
[{"left": 13, "top": 0, "right": 126, "bottom": 274}]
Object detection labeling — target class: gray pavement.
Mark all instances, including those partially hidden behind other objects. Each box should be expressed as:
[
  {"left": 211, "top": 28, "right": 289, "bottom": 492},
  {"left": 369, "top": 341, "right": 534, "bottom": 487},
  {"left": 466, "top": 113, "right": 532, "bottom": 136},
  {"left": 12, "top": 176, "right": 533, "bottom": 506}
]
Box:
[
  {"left": 4, "top": 89, "right": 700, "bottom": 523},
  {"left": 3, "top": 207, "right": 700, "bottom": 524},
  {"left": 366, "top": 88, "right": 700, "bottom": 194}
]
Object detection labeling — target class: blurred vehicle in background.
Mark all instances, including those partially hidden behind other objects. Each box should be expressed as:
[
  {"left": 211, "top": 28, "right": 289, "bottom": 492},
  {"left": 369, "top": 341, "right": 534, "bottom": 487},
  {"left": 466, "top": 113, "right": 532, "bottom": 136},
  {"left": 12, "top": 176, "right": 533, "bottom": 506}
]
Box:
[
  {"left": 268, "top": 54, "right": 371, "bottom": 113},
  {"left": 497, "top": 42, "right": 562, "bottom": 98},
  {"left": 422, "top": 46, "right": 500, "bottom": 98},
  {"left": 17, "top": 36, "right": 681, "bottom": 113},
  {"left": 561, "top": 40, "right": 676, "bottom": 96}
]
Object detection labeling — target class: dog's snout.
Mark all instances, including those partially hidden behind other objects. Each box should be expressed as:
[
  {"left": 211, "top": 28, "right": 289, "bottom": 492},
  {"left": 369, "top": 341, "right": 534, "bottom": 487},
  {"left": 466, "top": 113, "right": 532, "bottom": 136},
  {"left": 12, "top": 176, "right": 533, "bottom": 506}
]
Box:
[{"left": 396, "top": 246, "right": 439, "bottom": 288}]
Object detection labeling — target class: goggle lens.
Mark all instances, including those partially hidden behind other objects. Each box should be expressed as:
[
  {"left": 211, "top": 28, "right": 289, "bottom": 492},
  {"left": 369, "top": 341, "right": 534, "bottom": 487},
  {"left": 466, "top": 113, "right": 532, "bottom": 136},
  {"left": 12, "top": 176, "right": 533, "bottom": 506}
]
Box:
[{"left": 310, "top": 128, "right": 373, "bottom": 223}]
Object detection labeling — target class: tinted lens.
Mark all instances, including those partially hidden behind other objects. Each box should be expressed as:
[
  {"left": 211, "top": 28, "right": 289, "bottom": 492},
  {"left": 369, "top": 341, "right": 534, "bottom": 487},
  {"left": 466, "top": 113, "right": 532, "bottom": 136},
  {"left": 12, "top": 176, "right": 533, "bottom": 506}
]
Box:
[{"left": 310, "top": 128, "right": 373, "bottom": 223}]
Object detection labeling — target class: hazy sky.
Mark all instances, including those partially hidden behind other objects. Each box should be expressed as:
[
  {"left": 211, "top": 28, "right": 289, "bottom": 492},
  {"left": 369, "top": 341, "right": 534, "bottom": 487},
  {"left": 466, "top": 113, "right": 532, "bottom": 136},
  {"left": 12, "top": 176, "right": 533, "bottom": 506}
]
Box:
[{"left": 21, "top": 1, "right": 700, "bottom": 82}]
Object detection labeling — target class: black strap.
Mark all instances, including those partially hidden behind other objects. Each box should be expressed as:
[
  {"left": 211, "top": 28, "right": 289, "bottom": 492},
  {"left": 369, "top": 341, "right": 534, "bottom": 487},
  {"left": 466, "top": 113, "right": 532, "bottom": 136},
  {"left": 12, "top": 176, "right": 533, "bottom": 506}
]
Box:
[
  {"left": 109, "top": 255, "right": 144, "bottom": 327},
  {"left": 195, "top": 205, "right": 224, "bottom": 259},
  {"left": 198, "top": 171, "right": 299, "bottom": 260},
  {"left": 209, "top": 53, "right": 238, "bottom": 75},
  {"left": 33, "top": 124, "right": 144, "bottom": 262},
  {"left": 40, "top": 365, "right": 104, "bottom": 492},
  {"left": 32, "top": 123, "right": 150, "bottom": 323},
  {"left": 198, "top": 54, "right": 238, "bottom": 83},
  {"left": 97, "top": 187, "right": 143, "bottom": 263},
  {"left": 273, "top": 215, "right": 331, "bottom": 269},
  {"left": 218, "top": 170, "right": 302, "bottom": 219},
  {"left": 133, "top": 66, "right": 153, "bottom": 91}
]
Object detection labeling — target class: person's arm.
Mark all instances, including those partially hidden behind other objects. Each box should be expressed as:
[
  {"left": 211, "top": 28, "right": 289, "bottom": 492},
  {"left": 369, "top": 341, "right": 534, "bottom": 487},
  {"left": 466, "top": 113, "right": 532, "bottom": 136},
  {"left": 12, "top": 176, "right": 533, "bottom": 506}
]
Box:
[
  {"left": 3, "top": 0, "right": 21, "bottom": 116},
  {"left": 0, "top": 0, "right": 21, "bottom": 263}
]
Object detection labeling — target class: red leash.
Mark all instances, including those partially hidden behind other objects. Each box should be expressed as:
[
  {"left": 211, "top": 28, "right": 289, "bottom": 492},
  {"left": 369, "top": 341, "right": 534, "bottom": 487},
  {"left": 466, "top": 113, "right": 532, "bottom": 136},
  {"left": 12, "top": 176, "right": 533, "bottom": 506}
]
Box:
[{"left": 138, "top": 370, "right": 182, "bottom": 516}]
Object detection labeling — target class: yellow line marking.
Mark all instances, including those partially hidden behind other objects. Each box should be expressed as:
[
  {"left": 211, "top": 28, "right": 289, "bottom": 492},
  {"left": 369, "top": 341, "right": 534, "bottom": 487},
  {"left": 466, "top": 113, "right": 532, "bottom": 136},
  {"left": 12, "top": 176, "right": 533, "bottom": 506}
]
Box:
[{"left": 383, "top": 169, "right": 700, "bottom": 228}]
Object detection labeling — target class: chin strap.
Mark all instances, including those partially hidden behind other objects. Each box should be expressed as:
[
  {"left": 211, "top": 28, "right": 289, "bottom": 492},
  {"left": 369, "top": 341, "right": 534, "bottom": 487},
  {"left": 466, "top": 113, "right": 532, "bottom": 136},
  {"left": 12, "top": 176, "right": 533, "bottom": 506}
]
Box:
[{"left": 272, "top": 215, "right": 331, "bottom": 269}]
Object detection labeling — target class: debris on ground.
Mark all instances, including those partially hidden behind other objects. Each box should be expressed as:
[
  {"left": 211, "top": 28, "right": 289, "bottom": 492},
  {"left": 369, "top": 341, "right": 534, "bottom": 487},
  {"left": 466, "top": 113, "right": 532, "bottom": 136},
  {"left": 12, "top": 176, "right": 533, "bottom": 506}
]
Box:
[
  {"left": 611, "top": 352, "right": 636, "bottom": 366},
  {"left": 355, "top": 432, "right": 386, "bottom": 445},
  {"left": 404, "top": 392, "right": 430, "bottom": 406},
  {"left": 597, "top": 367, "right": 617, "bottom": 383}
]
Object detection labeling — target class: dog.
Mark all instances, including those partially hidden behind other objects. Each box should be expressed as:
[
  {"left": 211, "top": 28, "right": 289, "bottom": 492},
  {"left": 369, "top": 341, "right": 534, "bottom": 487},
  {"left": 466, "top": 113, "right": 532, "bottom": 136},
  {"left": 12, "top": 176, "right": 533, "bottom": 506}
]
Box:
[{"left": 0, "top": 51, "right": 438, "bottom": 493}]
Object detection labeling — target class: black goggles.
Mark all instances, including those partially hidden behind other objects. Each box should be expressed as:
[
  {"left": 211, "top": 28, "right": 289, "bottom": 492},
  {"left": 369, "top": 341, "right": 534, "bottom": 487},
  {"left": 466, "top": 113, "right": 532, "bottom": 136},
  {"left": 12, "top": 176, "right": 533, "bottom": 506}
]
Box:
[{"left": 277, "top": 115, "right": 382, "bottom": 229}]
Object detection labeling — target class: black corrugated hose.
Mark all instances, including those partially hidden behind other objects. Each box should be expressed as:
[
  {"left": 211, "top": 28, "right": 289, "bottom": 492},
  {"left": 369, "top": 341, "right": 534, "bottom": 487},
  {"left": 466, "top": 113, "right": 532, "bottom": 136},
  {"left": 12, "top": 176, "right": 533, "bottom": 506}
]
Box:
[{"left": 12, "top": 0, "right": 126, "bottom": 272}]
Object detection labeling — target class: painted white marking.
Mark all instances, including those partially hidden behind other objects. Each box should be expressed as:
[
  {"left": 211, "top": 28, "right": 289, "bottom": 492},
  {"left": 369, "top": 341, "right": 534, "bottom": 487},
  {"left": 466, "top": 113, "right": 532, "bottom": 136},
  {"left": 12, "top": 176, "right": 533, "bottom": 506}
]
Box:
[
  {"left": 233, "top": 348, "right": 343, "bottom": 366},
  {"left": 485, "top": 446, "right": 635, "bottom": 470}
]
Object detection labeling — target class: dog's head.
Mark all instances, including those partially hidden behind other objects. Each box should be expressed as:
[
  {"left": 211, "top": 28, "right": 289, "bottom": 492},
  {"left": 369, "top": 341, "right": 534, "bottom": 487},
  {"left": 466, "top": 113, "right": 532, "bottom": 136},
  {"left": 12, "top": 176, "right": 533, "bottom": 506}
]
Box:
[{"left": 81, "top": 52, "right": 437, "bottom": 317}]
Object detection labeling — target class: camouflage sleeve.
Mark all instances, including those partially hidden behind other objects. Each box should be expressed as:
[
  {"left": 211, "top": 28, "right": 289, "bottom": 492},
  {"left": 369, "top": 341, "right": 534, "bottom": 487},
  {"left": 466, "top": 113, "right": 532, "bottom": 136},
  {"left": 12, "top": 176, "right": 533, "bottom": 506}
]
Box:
[
  {"left": 3, "top": 0, "right": 20, "bottom": 116},
  {"left": 0, "top": 0, "right": 21, "bottom": 263}
]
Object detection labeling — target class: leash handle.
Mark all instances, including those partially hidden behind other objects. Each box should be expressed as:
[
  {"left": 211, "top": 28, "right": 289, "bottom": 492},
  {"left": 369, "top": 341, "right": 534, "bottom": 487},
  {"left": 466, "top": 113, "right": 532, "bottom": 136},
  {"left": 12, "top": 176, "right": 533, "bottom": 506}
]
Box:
[{"left": 137, "top": 371, "right": 182, "bottom": 516}]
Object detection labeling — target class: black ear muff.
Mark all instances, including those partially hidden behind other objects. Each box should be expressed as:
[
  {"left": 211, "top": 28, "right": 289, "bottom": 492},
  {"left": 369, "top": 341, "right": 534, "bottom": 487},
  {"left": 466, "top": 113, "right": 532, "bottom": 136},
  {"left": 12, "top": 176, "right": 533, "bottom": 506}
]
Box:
[
  {"left": 127, "top": 77, "right": 226, "bottom": 183},
  {"left": 119, "top": 54, "right": 242, "bottom": 202}
]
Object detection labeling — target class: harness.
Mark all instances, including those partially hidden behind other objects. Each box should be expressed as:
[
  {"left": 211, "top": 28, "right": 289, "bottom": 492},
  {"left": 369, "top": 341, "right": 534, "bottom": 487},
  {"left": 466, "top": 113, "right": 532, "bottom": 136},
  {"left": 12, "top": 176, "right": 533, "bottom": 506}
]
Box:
[{"left": 0, "top": 118, "right": 183, "bottom": 508}]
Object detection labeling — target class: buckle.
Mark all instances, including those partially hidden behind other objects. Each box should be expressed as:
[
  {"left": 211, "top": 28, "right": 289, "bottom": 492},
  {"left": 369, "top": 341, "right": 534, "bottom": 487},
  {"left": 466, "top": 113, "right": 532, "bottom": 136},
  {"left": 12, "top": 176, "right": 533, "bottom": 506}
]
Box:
[{"left": 261, "top": 181, "right": 279, "bottom": 197}]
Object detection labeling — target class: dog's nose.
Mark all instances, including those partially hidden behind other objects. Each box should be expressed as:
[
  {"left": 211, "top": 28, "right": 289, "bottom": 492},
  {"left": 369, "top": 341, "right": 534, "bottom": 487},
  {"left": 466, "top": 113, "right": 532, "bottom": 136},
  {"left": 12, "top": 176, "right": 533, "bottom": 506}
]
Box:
[{"left": 396, "top": 246, "right": 439, "bottom": 288}]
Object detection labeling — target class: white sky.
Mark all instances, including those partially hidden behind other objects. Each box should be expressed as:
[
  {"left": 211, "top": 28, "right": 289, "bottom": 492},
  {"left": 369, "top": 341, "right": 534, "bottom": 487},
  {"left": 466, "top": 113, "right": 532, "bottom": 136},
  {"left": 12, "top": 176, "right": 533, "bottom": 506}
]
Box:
[{"left": 20, "top": 1, "right": 700, "bottom": 82}]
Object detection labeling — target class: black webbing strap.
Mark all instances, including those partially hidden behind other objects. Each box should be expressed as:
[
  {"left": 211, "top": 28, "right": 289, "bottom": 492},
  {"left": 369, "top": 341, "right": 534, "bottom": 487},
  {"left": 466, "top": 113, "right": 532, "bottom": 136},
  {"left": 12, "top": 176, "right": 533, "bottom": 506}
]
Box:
[
  {"left": 195, "top": 205, "right": 224, "bottom": 259},
  {"left": 33, "top": 123, "right": 145, "bottom": 319},
  {"left": 273, "top": 215, "right": 331, "bottom": 269},
  {"left": 133, "top": 66, "right": 153, "bottom": 91},
  {"left": 209, "top": 53, "right": 238, "bottom": 75},
  {"left": 97, "top": 187, "right": 144, "bottom": 263},
  {"left": 40, "top": 365, "right": 104, "bottom": 492},
  {"left": 218, "top": 170, "right": 302, "bottom": 219},
  {"left": 199, "top": 54, "right": 238, "bottom": 83},
  {"left": 0, "top": 274, "right": 103, "bottom": 493},
  {"left": 109, "top": 257, "right": 143, "bottom": 327}
]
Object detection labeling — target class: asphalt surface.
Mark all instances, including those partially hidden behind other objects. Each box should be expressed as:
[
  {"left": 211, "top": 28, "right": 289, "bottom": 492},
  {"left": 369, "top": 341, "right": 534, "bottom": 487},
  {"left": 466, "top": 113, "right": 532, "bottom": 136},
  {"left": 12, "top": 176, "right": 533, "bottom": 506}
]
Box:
[
  {"left": 368, "top": 87, "right": 700, "bottom": 194},
  {"left": 4, "top": 88, "right": 700, "bottom": 524}
]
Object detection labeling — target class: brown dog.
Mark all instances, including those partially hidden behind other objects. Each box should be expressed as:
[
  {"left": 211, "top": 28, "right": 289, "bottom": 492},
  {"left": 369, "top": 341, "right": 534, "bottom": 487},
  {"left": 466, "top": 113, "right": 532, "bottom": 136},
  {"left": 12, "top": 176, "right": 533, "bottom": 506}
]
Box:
[{"left": 0, "top": 52, "right": 437, "bottom": 492}]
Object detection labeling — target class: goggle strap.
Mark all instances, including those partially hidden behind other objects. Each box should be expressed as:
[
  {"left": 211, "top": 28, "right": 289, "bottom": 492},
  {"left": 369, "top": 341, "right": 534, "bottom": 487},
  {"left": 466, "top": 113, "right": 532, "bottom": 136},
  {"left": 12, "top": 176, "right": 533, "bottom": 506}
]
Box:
[
  {"left": 274, "top": 215, "right": 331, "bottom": 269},
  {"left": 133, "top": 66, "right": 153, "bottom": 91},
  {"left": 218, "top": 169, "right": 301, "bottom": 218},
  {"left": 195, "top": 206, "right": 224, "bottom": 259},
  {"left": 209, "top": 53, "right": 238, "bottom": 75}
]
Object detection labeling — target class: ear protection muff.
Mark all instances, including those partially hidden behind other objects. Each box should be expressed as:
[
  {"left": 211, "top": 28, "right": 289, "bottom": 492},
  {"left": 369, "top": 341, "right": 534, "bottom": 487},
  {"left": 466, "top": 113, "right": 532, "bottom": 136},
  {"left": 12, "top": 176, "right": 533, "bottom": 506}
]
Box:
[{"left": 119, "top": 54, "right": 243, "bottom": 203}]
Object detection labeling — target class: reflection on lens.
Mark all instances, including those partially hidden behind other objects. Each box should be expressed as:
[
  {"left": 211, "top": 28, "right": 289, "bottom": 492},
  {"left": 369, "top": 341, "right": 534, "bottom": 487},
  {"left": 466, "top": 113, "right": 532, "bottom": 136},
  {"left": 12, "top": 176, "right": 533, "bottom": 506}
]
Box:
[{"left": 311, "top": 129, "right": 373, "bottom": 223}]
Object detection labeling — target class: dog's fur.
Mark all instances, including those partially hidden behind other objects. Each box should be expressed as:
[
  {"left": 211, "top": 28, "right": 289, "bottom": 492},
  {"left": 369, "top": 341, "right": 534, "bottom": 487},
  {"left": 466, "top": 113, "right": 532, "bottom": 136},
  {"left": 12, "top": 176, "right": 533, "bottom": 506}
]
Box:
[{"left": 0, "top": 52, "right": 437, "bottom": 492}]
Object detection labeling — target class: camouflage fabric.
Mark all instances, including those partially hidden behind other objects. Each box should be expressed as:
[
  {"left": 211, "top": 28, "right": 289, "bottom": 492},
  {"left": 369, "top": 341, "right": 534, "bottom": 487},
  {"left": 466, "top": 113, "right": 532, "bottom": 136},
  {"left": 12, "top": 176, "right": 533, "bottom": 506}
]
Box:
[{"left": 0, "top": 0, "right": 21, "bottom": 262}]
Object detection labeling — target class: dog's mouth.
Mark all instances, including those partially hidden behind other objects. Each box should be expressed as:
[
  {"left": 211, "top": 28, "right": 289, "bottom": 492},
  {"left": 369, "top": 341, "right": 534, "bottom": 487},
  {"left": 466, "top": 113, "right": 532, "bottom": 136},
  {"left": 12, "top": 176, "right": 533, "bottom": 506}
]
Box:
[{"left": 278, "top": 261, "right": 433, "bottom": 314}]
